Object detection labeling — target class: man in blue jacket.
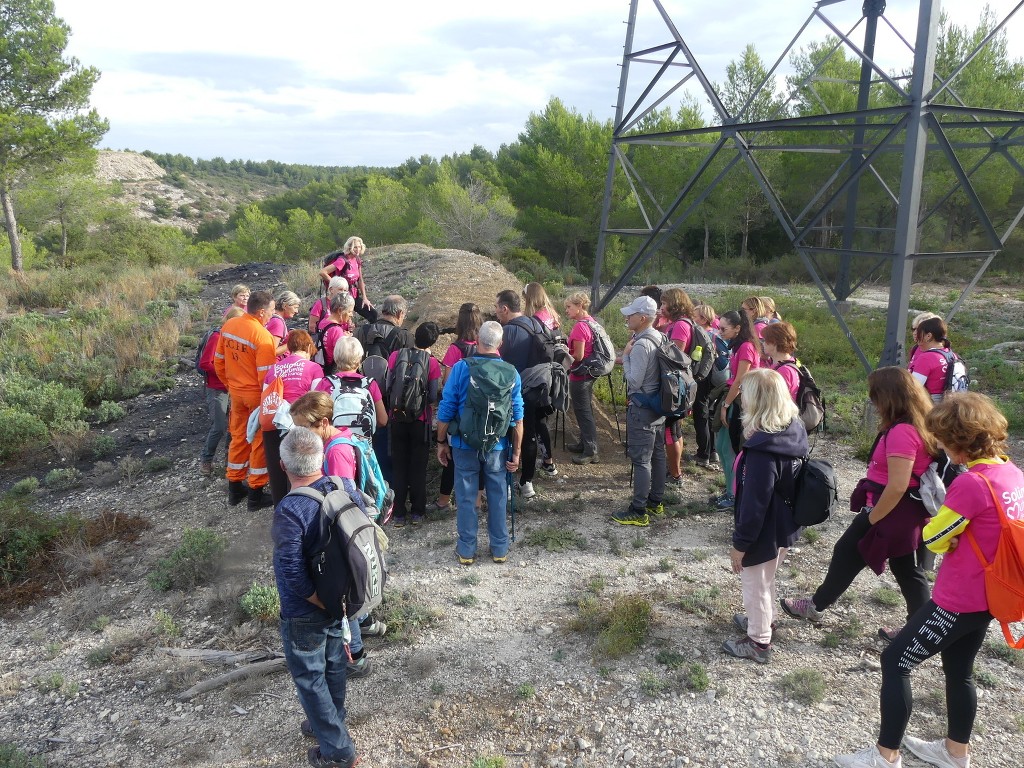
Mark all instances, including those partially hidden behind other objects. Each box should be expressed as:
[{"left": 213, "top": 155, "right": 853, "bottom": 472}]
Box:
[
  {"left": 272, "top": 426, "right": 359, "bottom": 768},
  {"left": 436, "top": 320, "right": 524, "bottom": 565}
]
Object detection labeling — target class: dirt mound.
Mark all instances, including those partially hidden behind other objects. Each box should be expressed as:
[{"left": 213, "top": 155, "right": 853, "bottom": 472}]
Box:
[{"left": 96, "top": 150, "right": 165, "bottom": 182}]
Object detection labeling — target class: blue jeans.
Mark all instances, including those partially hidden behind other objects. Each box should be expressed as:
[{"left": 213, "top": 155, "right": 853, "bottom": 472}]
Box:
[
  {"left": 280, "top": 613, "right": 356, "bottom": 763},
  {"left": 625, "top": 403, "right": 666, "bottom": 512},
  {"left": 201, "top": 388, "right": 229, "bottom": 463},
  {"left": 453, "top": 445, "right": 509, "bottom": 559}
]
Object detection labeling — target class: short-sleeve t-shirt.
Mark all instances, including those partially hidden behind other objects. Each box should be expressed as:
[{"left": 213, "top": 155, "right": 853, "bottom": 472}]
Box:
[
  {"left": 534, "top": 308, "right": 559, "bottom": 332},
  {"left": 441, "top": 340, "right": 476, "bottom": 368},
  {"left": 908, "top": 347, "right": 948, "bottom": 399},
  {"left": 266, "top": 314, "right": 288, "bottom": 346},
  {"left": 567, "top": 318, "right": 595, "bottom": 383},
  {"left": 930, "top": 460, "right": 1024, "bottom": 613},
  {"left": 386, "top": 349, "right": 442, "bottom": 422},
  {"left": 866, "top": 422, "right": 932, "bottom": 489},
  {"left": 318, "top": 315, "right": 353, "bottom": 333},
  {"left": 323, "top": 428, "right": 357, "bottom": 480},
  {"left": 321, "top": 324, "right": 350, "bottom": 367},
  {"left": 665, "top": 319, "right": 693, "bottom": 354},
  {"left": 265, "top": 355, "right": 324, "bottom": 403},
  {"left": 310, "top": 298, "right": 328, "bottom": 325},
  {"left": 728, "top": 340, "right": 760, "bottom": 386},
  {"left": 772, "top": 360, "right": 800, "bottom": 401},
  {"left": 315, "top": 372, "right": 383, "bottom": 404},
  {"left": 329, "top": 256, "right": 362, "bottom": 300}
]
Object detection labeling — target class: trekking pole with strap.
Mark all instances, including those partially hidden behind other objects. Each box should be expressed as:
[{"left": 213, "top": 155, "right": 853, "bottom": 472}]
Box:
[
  {"left": 506, "top": 470, "right": 516, "bottom": 542},
  {"left": 607, "top": 372, "right": 621, "bottom": 444}
]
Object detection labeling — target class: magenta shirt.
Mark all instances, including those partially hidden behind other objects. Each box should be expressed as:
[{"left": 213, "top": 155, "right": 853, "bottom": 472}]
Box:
[
  {"left": 908, "top": 347, "right": 948, "bottom": 397},
  {"left": 266, "top": 315, "right": 287, "bottom": 346},
  {"left": 321, "top": 324, "right": 350, "bottom": 367},
  {"left": 323, "top": 428, "right": 357, "bottom": 480},
  {"left": 441, "top": 340, "right": 475, "bottom": 368},
  {"left": 264, "top": 355, "right": 324, "bottom": 403},
  {"left": 387, "top": 350, "right": 441, "bottom": 422},
  {"left": 728, "top": 340, "right": 759, "bottom": 386},
  {"left": 567, "top": 318, "right": 595, "bottom": 382},
  {"left": 665, "top": 319, "right": 693, "bottom": 353},
  {"left": 310, "top": 298, "right": 328, "bottom": 324},
  {"left": 329, "top": 256, "right": 362, "bottom": 299},
  {"left": 932, "top": 460, "right": 1024, "bottom": 613},
  {"left": 866, "top": 422, "right": 932, "bottom": 489},
  {"left": 772, "top": 360, "right": 800, "bottom": 401},
  {"left": 534, "top": 308, "right": 559, "bottom": 332}
]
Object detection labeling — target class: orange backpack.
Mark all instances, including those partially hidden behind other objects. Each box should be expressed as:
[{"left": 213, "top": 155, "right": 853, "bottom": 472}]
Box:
[
  {"left": 259, "top": 375, "right": 285, "bottom": 432},
  {"left": 965, "top": 472, "right": 1024, "bottom": 648}
]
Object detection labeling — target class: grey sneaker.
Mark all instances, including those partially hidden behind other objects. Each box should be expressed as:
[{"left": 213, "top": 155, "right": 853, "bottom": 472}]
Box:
[
  {"left": 539, "top": 463, "right": 558, "bottom": 477},
  {"left": 611, "top": 508, "right": 649, "bottom": 526},
  {"left": 346, "top": 655, "right": 372, "bottom": 679},
  {"left": 572, "top": 454, "right": 598, "bottom": 465},
  {"left": 721, "top": 634, "right": 772, "bottom": 664},
  {"left": 733, "top": 614, "right": 777, "bottom": 633},
  {"left": 307, "top": 747, "right": 360, "bottom": 768},
  {"left": 668, "top": 474, "right": 684, "bottom": 488},
  {"left": 902, "top": 736, "right": 968, "bottom": 768},
  {"left": 359, "top": 619, "right": 387, "bottom": 637},
  {"left": 714, "top": 493, "right": 735, "bottom": 510},
  {"left": 833, "top": 745, "right": 902, "bottom": 768},
  {"left": 518, "top": 481, "right": 536, "bottom": 499},
  {"left": 780, "top": 597, "right": 824, "bottom": 622}
]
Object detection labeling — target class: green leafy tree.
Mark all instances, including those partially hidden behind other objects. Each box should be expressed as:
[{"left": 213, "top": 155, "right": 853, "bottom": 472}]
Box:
[
  {"left": 349, "top": 175, "right": 418, "bottom": 246},
  {"left": 420, "top": 164, "right": 522, "bottom": 256},
  {"left": 0, "top": 0, "right": 108, "bottom": 270},
  {"left": 281, "top": 208, "right": 334, "bottom": 262},
  {"left": 231, "top": 204, "right": 283, "bottom": 262}
]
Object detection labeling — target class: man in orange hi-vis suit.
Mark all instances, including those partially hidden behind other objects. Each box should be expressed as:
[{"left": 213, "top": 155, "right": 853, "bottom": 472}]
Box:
[{"left": 215, "top": 289, "right": 277, "bottom": 511}]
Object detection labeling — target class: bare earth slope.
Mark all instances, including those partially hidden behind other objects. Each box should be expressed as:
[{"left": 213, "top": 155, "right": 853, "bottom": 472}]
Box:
[{"left": 1, "top": 248, "right": 1021, "bottom": 768}]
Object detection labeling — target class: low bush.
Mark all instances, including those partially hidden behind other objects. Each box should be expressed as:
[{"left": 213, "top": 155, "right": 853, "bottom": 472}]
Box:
[
  {"left": 523, "top": 525, "right": 586, "bottom": 552},
  {"left": 779, "top": 668, "right": 826, "bottom": 704},
  {"left": 145, "top": 456, "right": 173, "bottom": 473},
  {"left": 91, "top": 434, "right": 116, "bottom": 460},
  {"left": 148, "top": 528, "right": 227, "bottom": 592},
  {"left": 43, "top": 468, "right": 82, "bottom": 491},
  {"left": 1, "top": 496, "right": 83, "bottom": 585},
  {"left": 0, "top": 742, "right": 47, "bottom": 767},
  {"left": 10, "top": 478, "right": 39, "bottom": 496},
  {"left": 378, "top": 589, "right": 443, "bottom": 643},
  {"left": 0, "top": 408, "right": 49, "bottom": 462},
  {"left": 240, "top": 583, "right": 281, "bottom": 622},
  {"left": 570, "top": 593, "right": 652, "bottom": 659},
  {"left": 92, "top": 401, "right": 126, "bottom": 424}
]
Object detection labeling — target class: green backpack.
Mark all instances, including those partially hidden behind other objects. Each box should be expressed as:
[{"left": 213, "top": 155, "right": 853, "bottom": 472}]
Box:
[{"left": 458, "top": 357, "right": 518, "bottom": 452}]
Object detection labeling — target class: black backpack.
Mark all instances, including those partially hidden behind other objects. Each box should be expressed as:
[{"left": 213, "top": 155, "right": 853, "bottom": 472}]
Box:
[
  {"left": 510, "top": 316, "right": 559, "bottom": 367},
  {"left": 632, "top": 335, "right": 697, "bottom": 418},
  {"left": 314, "top": 322, "right": 343, "bottom": 376},
  {"left": 673, "top": 318, "right": 716, "bottom": 383},
  {"left": 520, "top": 361, "right": 569, "bottom": 418},
  {"left": 387, "top": 348, "right": 431, "bottom": 423},
  {"left": 357, "top": 321, "right": 404, "bottom": 393},
  {"left": 194, "top": 328, "right": 216, "bottom": 383},
  {"left": 787, "top": 457, "right": 839, "bottom": 526},
  {"left": 452, "top": 339, "right": 476, "bottom": 360},
  {"left": 778, "top": 360, "right": 825, "bottom": 433}
]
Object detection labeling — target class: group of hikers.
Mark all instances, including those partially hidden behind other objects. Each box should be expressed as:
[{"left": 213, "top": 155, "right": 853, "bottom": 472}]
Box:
[{"left": 194, "top": 237, "right": 1022, "bottom": 768}]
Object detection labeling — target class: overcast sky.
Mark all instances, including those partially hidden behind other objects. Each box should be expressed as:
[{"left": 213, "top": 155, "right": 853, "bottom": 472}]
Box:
[{"left": 54, "top": 0, "right": 1023, "bottom": 167}]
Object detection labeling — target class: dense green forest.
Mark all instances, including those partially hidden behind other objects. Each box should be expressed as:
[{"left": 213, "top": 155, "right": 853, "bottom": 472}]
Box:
[{"left": 2, "top": 3, "right": 1023, "bottom": 286}]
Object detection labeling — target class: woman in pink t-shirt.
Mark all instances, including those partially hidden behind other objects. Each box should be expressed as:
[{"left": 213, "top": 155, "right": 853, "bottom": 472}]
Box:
[
  {"left": 908, "top": 316, "right": 955, "bottom": 403},
  {"left": 318, "top": 236, "right": 376, "bottom": 321},
  {"left": 834, "top": 393, "right": 1023, "bottom": 768},
  {"left": 564, "top": 291, "right": 599, "bottom": 465},
  {"left": 223, "top": 283, "right": 250, "bottom": 318},
  {"left": 714, "top": 310, "right": 761, "bottom": 509},
  {"left": 436, "top": 303, "right": 482, "bottom": 510},
  {"left": 781, "top": 368, "right": 936, "bottom": 638},
  {"left": 267, "top": 290, "right": 301, "bottom": 356},
  {"left": 761, "top": 322, "right": 800, "bottom": 402},
  {"left": 318, "top": 293, "right": 355, "bottom": 375},
  {"left": 523, "top": 283, "right": 561, "bottom": 476},
  {"left": 308, "top": 276, "right": 348, "bottom": 335},
  {"left": 660, "top": 288, "right": 697, "bottom": 485}
]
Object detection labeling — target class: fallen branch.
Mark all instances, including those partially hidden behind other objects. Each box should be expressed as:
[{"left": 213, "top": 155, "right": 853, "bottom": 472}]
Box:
[
  {"left": 175, "top": 658, "right": 287, "bottom": 702},
  {"left": 157, "top": 648, "right": 279, "bottom": 665}
]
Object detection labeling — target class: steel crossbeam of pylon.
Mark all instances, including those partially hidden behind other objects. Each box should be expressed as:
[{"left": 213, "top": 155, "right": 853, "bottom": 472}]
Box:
[{"left": 592, "top": 0, "right": 1024, "bottom": 372}]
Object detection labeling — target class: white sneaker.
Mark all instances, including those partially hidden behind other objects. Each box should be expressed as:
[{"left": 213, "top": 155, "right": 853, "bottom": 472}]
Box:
[
  {"left": 834, "top": 745, "right": 902, "bottom": 768},
  {"left": 903, "top": 736, "right": 969, "bottom": 768},
  {"left": 518, "top": 481, "right": 536, "bottom": 499}
]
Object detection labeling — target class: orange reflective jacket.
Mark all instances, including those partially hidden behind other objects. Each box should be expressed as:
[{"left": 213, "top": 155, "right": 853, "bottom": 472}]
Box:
[{"left": 214, "top": 314, "right": 276, "bottom": 395}]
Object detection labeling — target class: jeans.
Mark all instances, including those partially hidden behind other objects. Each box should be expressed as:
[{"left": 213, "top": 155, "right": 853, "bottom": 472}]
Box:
[
  {"left": 625, "top": 402, "right": 666, "bottom": 512},
  {"left": 570, "top": 377, "right": 598, "bottom": 457},
  {"left": 453, "top": 446, "right": 509, "bottom": 559},
  {"left": 280, "top": 613, "right": 357, "bottom": 763},
  {"left": 390, "top": 420, "right": 430, "bottom": 516},
  {"left": 201, "top": 388, "right": 228, "bottom": 463}
]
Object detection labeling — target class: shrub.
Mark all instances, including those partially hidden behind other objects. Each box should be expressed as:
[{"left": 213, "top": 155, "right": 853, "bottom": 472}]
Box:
[
  {"left": 145, "top": 456, "right": 173, "bottom": 473},
  {"left": 378, "top": 589, "right": 443, "bottom": 643},
  {"left": 0, "top": 408, "right": 49, "bottom": 461},
  {"left": 91, "top": 434, "right": 116, "bottom": 460},
  {"left": 92, "top": 401, "right": 126, "bottom": 424},
  {"left": 43, "top": 468, "right": 83, "bottom": 491},
  {"left": 148, "top": 528, "right": 227, "bottom": 592},
  {"left": 779, "top": 669, "right": 826, "bottom": 704},
  {"left": 240, "top": 583, "right": 281, "bottom": 622},
  {"left": 684, "top": 662, "right": 710, "bottom": 692},
  {"left": 872, "top": 587, "right": 902, "bottom": 607},
  {"left": 119, "top": 456, "right": 144, "bottom": 485},
  {"left": 523, "top": 525, "right": 586, "bottom": 552},
  {"left": 515, "top": 682, "right": 536, "bottom": 700},
  {"left": 0, "top": 372, "right": 86, "bottom": 430},
  {"left": 153, "top": 610, "right": 181, "bottom": 638},
  {"left": 0, "top": 742, "right": 46, "bottom": 767},
  {"left": 10, "top": 477, "right": 39, "bottom": 496},
  {"left": 570, "top": 593, "right": 652, "bottom": 659}
]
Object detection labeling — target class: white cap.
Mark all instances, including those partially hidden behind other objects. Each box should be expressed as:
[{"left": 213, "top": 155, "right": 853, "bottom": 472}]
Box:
[{"left": 619, "top": 295, "right": 658, "bottom": 319}]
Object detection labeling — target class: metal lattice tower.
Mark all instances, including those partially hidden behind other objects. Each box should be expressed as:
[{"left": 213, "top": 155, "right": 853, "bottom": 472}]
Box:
[{"left": 592, "top": 0, "right": 1024, "bottom": 371}]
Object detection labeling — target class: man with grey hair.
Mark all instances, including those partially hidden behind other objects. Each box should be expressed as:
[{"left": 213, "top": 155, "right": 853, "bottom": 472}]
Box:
[
  {"left": 273, "top": 426, "right": 360, "bottom": 768},
  {"left": 614, "top": 295, "right": 667, "bottom": 527},
  {"left": 436, "top": 320, "right": 524, "bottom": 565}
]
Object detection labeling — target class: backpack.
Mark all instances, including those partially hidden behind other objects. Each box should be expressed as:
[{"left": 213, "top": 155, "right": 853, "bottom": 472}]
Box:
[
  {"left": 327, "top": 375, "right": 377, "bottom": 438},
  {"left": 387, "top": 348, "right": 430, "bottom": 423},
  {"left": 778, "top": 360, "right": 825, "bottom": 433},
  {"left": 290, "top": 476, "right": 388, "bottom": 622},
  {"left": 194, "top": 328, "right": 216, "bottom": 383},
  {"left": 927, "top": 348, "right": 970, "bottom": 395},
  {"left": 324, "top": 435, "right": 394, "bottom": 521},
  {"left": 321, "top": 248, "right": 345, "bottom": 268},
  {"left": 314, "top": 322, "right": 343, "bottom": 376},
  {"left": 520, "top": 362, "right": 569, "bottom": 418},
  {"left": 510, "top": 316, "right": 559, "bottom": 367},
  {"left": 452, "top": 339, "right": 476, "bottom": 360},
  {"left": 258, "top": 374, "right": 286, "bottom": 432},
  {"left": 964, "top": 472, "right": 1024, "bottom": 648},
  {"left": 457, "top": 357, "right": 518, "bottom": 452},
  {"left": 709, "top": 332, "right": 730, "bottom": 388},
  {"left": 571, "top": 319, "right": 616, "bottom": 379},
  {"left": 357, "top": 321, "right": 404, "bottom": 393},
  {"left": 787, "top": 457, "right": 840, "bottom": 526},
  {"left": 672, "top": 318, "right": 716, "bottom": 383},
  {"left": 632, "top": 335, "right": 697, "bottom": 418}
]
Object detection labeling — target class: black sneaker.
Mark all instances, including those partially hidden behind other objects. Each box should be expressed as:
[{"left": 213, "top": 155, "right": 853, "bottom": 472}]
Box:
[
  {"left": 572, "top": 454, "right": 598, "bottom": 465},
  {"left": 227, "top": 480, "right": 247, "bottom": 506},
  {"left": 300, "top": 719, "right": 315, "bottom": 739},
  {"left": 307, "top": 747, "right": 360, "bottom": 768},
  {"left": 565, "top": 442, "right": 585, "bottom": 454},
  {"left": 346, "top": 655, "right": 372, "bottom": 679},
  {"left": 246, "top": 486, "right": 273, "bottom": 511},
  {"left": 611, "top": 508, "right": 650, "bottom": 526}
]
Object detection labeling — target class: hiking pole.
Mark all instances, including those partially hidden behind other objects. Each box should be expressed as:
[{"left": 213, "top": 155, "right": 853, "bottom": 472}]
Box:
[
  {"left": 607, "top": 373, "right": 621, "bottom": 444},
  {"left": 506, "top": 470, "right": 516, "bottom": 543}
]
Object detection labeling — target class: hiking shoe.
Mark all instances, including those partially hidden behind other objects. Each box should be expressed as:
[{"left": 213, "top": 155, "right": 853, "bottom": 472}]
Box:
[
  {"left": 199, "top": 461, "right": 213, "bottom": 477},
  {"left": 433, "top": 499, "right": 451, "bottom": 510},
  {"left": 300, "top": 719, "right": 315, "bottom": 739},
  {"left": 721, "top": 635, "right": 772, "bottom": 664},
  {"left": 539, "top": 463, "right": 558, "bottom": 477},
  {"left": 611, "top": 509, "right": 649, "bottom": 527},
  {"left": 714, "top": 493, "right": 735, "bottom": 510},
  {"left": 878, "top": 626, "right": 901, "bottom": 644},
  {"left": 410, "top": 515, "right": 424, "bottom": 526},
  {"left": 246, "top": 486, "right": 273, "bottom": 512},
  {"left": 392, "top": 515, "right": 408, "bottom": 528},
  {"left": 491, "top": 552, "right": 508, "bottom": 564},
  {"left": 780, "top": 597, "right": 824, "bottom": 622},
  {"left": 346, "top": 655, "right": 372, "bottom": 679},
  {"left": 518, "top": 481, "right": 536, "bottom": 499},
  {"left": 733, "top": 614, "right": 777, "bottom": 633},
  {"left": 227, "top": 480, "right": 247, "bottom": 506},
  {"left": 565, "top": 442, "right": 585, "bottom": 454},
  {"left": 457, "top": 553, "right": 475, "bottom": 566},
  {"left": 572, "top": 454, "right": 598, "bottom": 465},
  {"left": 359, "top": 619, "right": 387, "bottom": 637},
  {"left": 668, "top": 475, "right": 684, "bottom": 488},
  {"left": 902, "top": 736, "right": 968, "bottom": 768},
  {"left": 307, "top": 747, "right": 360, "bottom": 768},
  {"left": 646, "top": 502, "right": 666, "bottom": 517},
  {"left": 833, "top": 745, "right": 902, "bottom": 768}
]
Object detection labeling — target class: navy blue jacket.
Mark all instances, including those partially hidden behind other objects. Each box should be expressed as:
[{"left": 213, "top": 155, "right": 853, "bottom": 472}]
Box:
[
  {"left": 733, "top": 419, "right": 807, "bottom": 567},
  {"left": 500, "top": 316, "right": 544, "bottom": 372}
]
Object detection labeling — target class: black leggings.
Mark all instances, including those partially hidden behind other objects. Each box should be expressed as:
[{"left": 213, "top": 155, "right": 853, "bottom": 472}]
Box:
[
  {"left": 812, "top": 511, "right": 930, "bottom": 620},
  {"left": 878, "top": 601, "right": 992, "bottom": 749}
]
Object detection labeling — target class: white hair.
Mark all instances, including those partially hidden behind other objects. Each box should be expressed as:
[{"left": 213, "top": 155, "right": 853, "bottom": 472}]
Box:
[
  {"left": 333, "top": 336, "right": 363, "bottom": 372},
  {"left": 478, "top": 320, "right": 503, "bottom": 350},
  {"left": 740, "top": 368, "right": 800, "bottom": 439},
  {"left": 328, "top": 276, "right": 349, "bottom": 293},
  {"left": 280, "top": 426, "right": 325, "bottom": 476}
]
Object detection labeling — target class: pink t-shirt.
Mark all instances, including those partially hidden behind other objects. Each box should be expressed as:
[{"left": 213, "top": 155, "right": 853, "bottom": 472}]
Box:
[
  {"left": 442, "top": 340, "right": 476, "bottom": 368},
  {"left": 323, "top": 428, "right": 357, "bottom": 480},
  {"left": 265, "top": 355, "right": 323, "bottom": 403},
  {"left": 315, "top": 372, "right": 383, "bottom": 404},
  {"left": 266, "top": 315, "right": 287, "bottom": 346},
  {"left": 866, "top": 422, "right": 932, "bottom": 489},
  {"left": 567, "top": 318, "right": 595, "bottom": 382},
  {"left": 666, "top": 319, "right": 693, "bottom": 354},
  {"left": 728, "top": 340, "right": 759, "bottom": 386},
  {"left": 318, "top": 315, "right": 353, "bottom": 333},
  {"left": 386, "top": 350, "right": 441, "bottom": 422},
  {"left": 772, "top": 360, "right": 800, "bottom": 401},
  {"left": 310, "top": 298, "right": 328, "bottom": 324},
  {"left": 534, "top": 309, "right": 559, "bottom": 332},
  {"left": 908, "top": 347, "right": 948, "bottom": 398},
  {"left": 321, "top": 323, "right": 350, "bottom": 367},
  {"left": 931, "top": 460, "right": 1024, "bottom": 613},
  {"left": 754, "top": 320, "right": 767, "bottom": 338},
  {"left": 329, "top": 256, "right": 362, "bottom": 299}
]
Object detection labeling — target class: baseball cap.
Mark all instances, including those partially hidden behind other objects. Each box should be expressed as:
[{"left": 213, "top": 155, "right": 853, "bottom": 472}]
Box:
[{"left": 619, "top": 295, "right": 658, "bottom": 319}]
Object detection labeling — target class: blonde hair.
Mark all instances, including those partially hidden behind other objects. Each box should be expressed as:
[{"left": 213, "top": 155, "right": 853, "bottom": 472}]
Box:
[
  {"left": 333, "top": 336, "right": 363, "bottom": 372},
  {"left": 926, "top": 393, "right": 1008, "bottom": 462},
  {"left": 343, "top": 236, "right": 365, "bottom": 255},
  {"left": 523, "top": 282, "right": 560, "bottom": 326},
  {"left": 740, "top": 368, "right": 800, "bottom": 439},
  {"left": 222, "top": 306, "right": 245, "bottom": 325},
  {"left": 759, "top": 296, "right": 780, "bottom": 321},
  {"left": 565, "top": 291, "right": 590, "bottom": 312},
  {"left": 692, "top": 303, "right": 716, "bottom": 328},
  {"left": 289, "top": 391, "right": 334, "bottom": 427},
  {"left": 742, "top": 296, "right": 769, "bottom": 319},
  {"left": 911, "top": 311, "right": 940, "bottom": 331}
]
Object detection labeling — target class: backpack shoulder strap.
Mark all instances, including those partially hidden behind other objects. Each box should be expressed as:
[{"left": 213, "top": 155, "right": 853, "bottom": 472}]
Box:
[{"left": 964, "top": 471, "right": 1003, "bottom": 568}]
